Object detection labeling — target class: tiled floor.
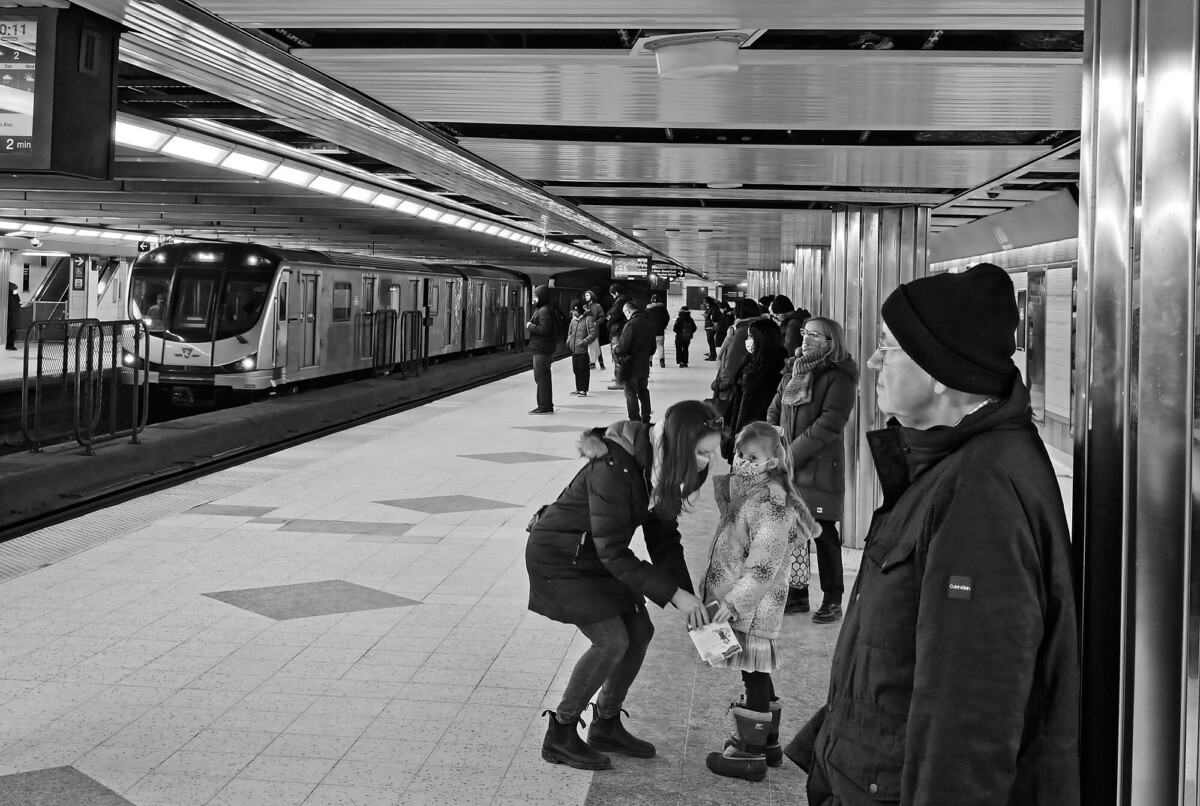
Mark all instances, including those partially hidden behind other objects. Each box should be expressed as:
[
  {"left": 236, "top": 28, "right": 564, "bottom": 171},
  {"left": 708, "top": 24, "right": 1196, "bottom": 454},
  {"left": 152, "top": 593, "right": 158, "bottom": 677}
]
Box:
[{"left": 0, "top": 355, "right": 1072, "bottom": 806}]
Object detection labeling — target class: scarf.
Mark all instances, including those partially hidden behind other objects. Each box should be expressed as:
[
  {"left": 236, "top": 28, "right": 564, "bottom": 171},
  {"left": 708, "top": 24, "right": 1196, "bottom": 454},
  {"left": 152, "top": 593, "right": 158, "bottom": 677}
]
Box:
[{"left": 781, "top": 348, "right": 829, "bottom": 406}]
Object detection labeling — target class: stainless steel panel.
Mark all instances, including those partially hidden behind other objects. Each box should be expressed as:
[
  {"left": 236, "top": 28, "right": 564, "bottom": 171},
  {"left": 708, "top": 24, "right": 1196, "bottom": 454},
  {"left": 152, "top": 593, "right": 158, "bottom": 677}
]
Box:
[
  {"left": 197, "top": 0, "right": 1083, "bottom": 30},
  {"left": 298, "top": 49, "right": 1082, "bottom": 131},
  {"left": 471, "top": 140, "right": 1047, "bottom": 189},
  {"left": 551, "top": 186, "right": 954, "bottom": 205}
]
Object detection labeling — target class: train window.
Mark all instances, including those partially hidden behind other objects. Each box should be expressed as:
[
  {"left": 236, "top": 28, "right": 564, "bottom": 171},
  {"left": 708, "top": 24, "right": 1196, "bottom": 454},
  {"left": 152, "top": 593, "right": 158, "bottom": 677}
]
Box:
[
  {"left": 277, "top": 278, "right": 288, "bottom": 321},
  {"left": 362, "top": 277, "right": 376, "bottom": 314},
  {"left": 333, "top": 282, "right": 352, "bottom": 321},
  {"left": 476, "top": 282, "right": 484, "bottom": 333},
  {"left": 129, "top": 267, "right": 172, "bottom": 332},
  {"left": 214, "top": 270, "right": 271, "bottom": 340},
  {"left": 429, "top": 285, "right": 440, "bottom": 315},
  {"left": 169, "top": 269, "right": 219, "bottom": 339}
]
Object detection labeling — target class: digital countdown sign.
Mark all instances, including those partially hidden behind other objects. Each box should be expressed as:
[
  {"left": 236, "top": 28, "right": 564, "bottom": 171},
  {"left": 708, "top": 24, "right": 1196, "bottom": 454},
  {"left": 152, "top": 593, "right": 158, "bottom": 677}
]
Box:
[
  {"left": 0, "top": 19, "right": 36, "bottom": 156},
  {"left": 612, "top": 256, "right": 651, "bottom": 279}
]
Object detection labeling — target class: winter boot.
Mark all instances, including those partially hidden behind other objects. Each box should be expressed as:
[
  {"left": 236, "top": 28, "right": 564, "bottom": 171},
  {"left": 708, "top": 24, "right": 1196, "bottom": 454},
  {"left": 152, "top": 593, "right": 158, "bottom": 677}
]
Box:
[
  {"left": 587, "top": 705, "right": 656, "bottom": 758},
  {"left": 784, "top": 586, "right": 810, "bottom": 614},
  {"left": 706, "top": 706, "right": 770, "bottom": 782},
  {"left": 541, "top": 710, "right": 611, "bottom": 770},
  {"left": 722, "top": 700, "right": 782, "bottom": 767}
]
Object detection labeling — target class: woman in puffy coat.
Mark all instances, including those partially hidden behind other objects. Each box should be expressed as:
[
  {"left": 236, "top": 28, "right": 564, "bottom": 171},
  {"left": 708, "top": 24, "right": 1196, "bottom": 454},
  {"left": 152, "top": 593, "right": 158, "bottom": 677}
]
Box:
[
  {"left": 711, "top": 298, "right": 765, "bottom": 416},
  {"left": 722, "top": 317, "right": 787, "bottom": 461},
  {"left": 766, "top": 316, "right": 859, "bottom": 622},
  {"left": 583, "top": 288, "right": 607, "bottom": 370},
  {"left": 526, "top": 400, "right": 723, "bottom": 771},
  {"left": 566, "top": 298, "right": 597, "bottom": 396}
]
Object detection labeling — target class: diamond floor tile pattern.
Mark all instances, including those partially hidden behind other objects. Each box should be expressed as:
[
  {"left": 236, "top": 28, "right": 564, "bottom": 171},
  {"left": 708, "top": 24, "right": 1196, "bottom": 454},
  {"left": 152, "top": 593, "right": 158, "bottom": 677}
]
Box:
[
  {"left": 203, "top": 579, "right": 421, "bottom": 620},
  {"left": 0, "top": 766, "right": 133, "bottom": 806},
  {"left": 375, "top": 495, "right": 522, "bottom": 514},
  {"left": 459, "top": 451, "right": 569, "bottom": 464}
]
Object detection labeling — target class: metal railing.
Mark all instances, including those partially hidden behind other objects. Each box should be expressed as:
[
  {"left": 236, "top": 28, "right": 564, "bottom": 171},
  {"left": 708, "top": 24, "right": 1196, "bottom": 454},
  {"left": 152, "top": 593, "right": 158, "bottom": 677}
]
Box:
[
  {"left": 372, "top": 309, "right": 398, "bottom": 374},
  {"left": 397, "top": 310, "right": 425, "bottom": 379},
  {"left": 20, "top": 318, "right": 149, "bottom": 453}
]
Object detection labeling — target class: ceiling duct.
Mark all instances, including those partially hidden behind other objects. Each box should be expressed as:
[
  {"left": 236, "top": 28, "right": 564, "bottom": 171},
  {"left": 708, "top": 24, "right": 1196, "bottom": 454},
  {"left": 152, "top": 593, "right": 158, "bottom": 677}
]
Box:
[{"left": 641, "top": 31, "right": 752, "bottom": 79}]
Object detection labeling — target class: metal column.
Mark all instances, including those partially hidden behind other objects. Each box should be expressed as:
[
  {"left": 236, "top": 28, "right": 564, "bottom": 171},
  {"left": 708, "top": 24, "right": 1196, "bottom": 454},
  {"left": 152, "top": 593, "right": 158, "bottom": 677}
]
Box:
[
  {"left": 828, "top": 205, "right": 929, "bottom": 548},
  {"left": 1077, "top": 0, "right": 1200, "bottom": 802}
]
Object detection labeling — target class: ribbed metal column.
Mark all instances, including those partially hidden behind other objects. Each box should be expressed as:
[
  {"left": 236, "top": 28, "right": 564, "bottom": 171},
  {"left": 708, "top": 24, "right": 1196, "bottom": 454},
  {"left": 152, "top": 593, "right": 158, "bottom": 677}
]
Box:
[
  {"left": 1078, "top": 0, "right": 1200, "bottom": 802},
  {"left": 828, "top": 205, "right": 928, "bottom": 548}
]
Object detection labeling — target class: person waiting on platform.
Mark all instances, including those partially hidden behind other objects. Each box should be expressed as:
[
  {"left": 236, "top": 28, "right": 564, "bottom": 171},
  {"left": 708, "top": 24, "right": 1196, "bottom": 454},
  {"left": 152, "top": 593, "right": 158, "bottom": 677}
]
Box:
[
  {"left": 605, "top": 283, "right": 632, "bottom": 390},
  {"left": 613, "top": 299, "right": 656, "bottom": 423},
  {"left": 786, "top": 263, "right": 1080, "bottom": 805},
  {"left": 767, "top": 316, "right": 858, "bottom": 623},
  {"left": 701, "top": 421, "right": 816, "bottom": 782},
  {"left": 583, "top": 288, "right": 607, "bottom": 371},
  {"left": 566, "top": 298, "right": 597, "bottom": 397},
  {"left": 673, "top": 305, "right": 697, "bottom": 367},
  {"left": 710, "top": 298, "right": 765, "bottom": 417},
  {"left": 526, "top": 284, "right": 558, "bottom": 415},
  {"left": 645, "top": 294, "right": 670, "bottom": 368},
  {"left": 525, "top": 401, "right": 723, "bottom": 770},
  {"left": 6, "top": 281, "right": 19, "bottom": 350},
  {"left": 768, "top": 293, "right": 812, "bottom": 356},
  {"left": 723, "top": 317, "right": 788, "bottom": 462}
]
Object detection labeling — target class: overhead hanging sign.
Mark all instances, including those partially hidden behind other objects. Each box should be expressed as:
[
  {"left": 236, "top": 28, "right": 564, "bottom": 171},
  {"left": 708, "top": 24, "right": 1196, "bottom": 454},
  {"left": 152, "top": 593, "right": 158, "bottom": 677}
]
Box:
[
  {"left": 611, "top": 255, "right": 650, "bottom": 280},
  {"left": 0, "top": 18, "right": 37, "bottom": 156}
]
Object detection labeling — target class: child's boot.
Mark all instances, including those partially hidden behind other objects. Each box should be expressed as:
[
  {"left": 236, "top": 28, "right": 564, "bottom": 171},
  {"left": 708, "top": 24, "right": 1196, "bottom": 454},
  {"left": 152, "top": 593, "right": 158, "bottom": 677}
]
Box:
[
  {"left": 706, "top": 706, "right": 770, "bottom": 781},
  {"left": 541, "top": 710, "right": 611, "bottom": 770},
  {"left": 722, "top": 700, "right": 783, "bottom": 766},
  {"left": 586, "top": 705, "right": 655, "bottom": 758}
]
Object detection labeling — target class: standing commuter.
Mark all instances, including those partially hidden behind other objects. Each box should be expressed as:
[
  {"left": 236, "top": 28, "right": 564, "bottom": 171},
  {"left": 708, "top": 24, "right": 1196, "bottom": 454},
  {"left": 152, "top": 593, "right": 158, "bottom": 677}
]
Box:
[
  {"left": 526, "top": 284, "right": 558, "bottom": 414},
  {"left": 606, "top": 284, "right": 633, "bottom": 390},
  {"left": 766, "top": 317, "right": 858, "bottom": 621},
  {"left": 5, "top": 281, "right": 19, "bottom": 350},
  {"left": 724, "top": 317, "right": 788, "bottom": 461},
  {"left": 646, "top": 294, "right": 670, "bottom": 368},
  {"left": 526, "top": 400, "right": 722, "bottom": 770},
  {"left": 613, "top": 300, "right": 655, "bottom": 423},
  {"left": 673, "top": 306, "right": 697, "bottom": 367},
  {"left": 710, "top": 298, "right": 764, "bottom": 417},
  {"left": 769, "top": 294, "right": 813, "bottom": 356},
  {"left": 584, "top": 289, "right": 607, "bottom": 370},
  {"left": 703, "top": 297, "right": 721, "bottom": 360},
  {"left": 566, "top": 298, "right": 597, "bottom": 397},
  {"left": 787, "top": 263, "right": 1080, "bottom": 805}
]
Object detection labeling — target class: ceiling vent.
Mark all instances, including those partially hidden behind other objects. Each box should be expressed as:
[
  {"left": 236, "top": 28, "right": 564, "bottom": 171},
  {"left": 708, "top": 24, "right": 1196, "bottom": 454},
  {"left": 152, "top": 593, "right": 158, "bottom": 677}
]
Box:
[{"left": 633, "top": 30, "right": 763, "bottom": 80}]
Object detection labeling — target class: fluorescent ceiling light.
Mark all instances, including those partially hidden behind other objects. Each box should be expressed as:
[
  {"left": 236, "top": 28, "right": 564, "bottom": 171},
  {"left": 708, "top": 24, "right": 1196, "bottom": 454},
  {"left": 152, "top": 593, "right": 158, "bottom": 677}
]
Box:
[
  {"left": 20, "top": 223, "right": 49, "bottom": 232},
  {"left": 437, "top": 213, "right": 461, "bottom": 225},
  {"left": 417, "top": 207, "right": 443, "bottom": 222},
  {"left": 114, "top": 120, "right": 170, "bottom": 150},
  {"left": 518, "top": 235, "right": 537, "bottom": 245},
  {"left": 119, "top": 233, "right": 147, "bottom": 241},
  {"left": 469, "top": 221, "right": 490, "bottom": 232},
  {"left": 74, "top": 229, "right": 107, "bottom": 237},
  {"left": 100, "top": 232, "right": 124, "bottom": 239},
  {"left": 484, "top": 225, "right": 502, "bottom": 235},
  {"left": 0, "top": 219, "right": 22, "bottom": 229},
  {"left": 452, "top": 217, "right": 477, "bottom": 230},
  {"left": 221, "top": 151, "right": 277, "bottom": 177},
  {"left": 270, "top": 164, "right": 318, "bottom": 187},
  {"left": 370, "top": 193, "right": 402, "bottom": 209},
  {"left": 48, "top": 226, "right": 77, "bottom": 235},
  {"left": 309, "top": 175, "right": 350, "bottom": 195},
  {"left": 342, "top": 185, "right": 378, "bottom": 203},
  {"left": 397, "top": 200, "right": 425, "bottom": 216},
  {"left": 22, "top": 250, "right": 71, "bottom": 257},
  {"left": 160, "top": 135, "right": 229, "bottom": 165}
]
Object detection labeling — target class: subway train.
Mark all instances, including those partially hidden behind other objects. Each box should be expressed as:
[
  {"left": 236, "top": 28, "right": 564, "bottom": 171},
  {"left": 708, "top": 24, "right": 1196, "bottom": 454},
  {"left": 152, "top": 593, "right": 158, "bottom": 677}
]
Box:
[{"left": 124, "top": 242, "right": 536, "bottom": 404}]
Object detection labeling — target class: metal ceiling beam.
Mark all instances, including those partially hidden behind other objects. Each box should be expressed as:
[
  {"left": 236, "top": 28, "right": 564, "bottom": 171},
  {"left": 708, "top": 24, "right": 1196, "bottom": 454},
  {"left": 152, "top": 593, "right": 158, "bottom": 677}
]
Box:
[{"left": 546, "top": 186, "right": 955, "bottom": 205}]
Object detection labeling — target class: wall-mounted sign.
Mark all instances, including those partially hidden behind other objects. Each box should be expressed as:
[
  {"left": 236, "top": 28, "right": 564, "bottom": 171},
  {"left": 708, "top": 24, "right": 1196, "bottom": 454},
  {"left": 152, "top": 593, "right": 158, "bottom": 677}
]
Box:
[
  {"left": 611, "top": 256, "right": 650, "bottom": 279},
  {"left": 0, "top": 7, "right": 121, "bottom": 179}
]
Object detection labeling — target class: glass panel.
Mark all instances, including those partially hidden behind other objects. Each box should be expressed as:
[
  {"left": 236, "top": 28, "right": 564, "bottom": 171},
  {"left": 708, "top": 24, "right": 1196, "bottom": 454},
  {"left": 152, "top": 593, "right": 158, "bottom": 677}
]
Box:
[
  {"left": 333, "top": 282, "right": 351, "bottom": 321},
  {"left": 169, "top": 269, "right": 219, "bottom": 340},
  {"left": 362, "top": 277, "right": 376, "bottom": 314},
  {"left": 215, "top": 269, "right": 272, "bottom": 340},
  {"left": 429, "top": 285, "right": 440, "bottom": 315},
  {"left": 129, "top": 267, "right": 172, "bottom": 332}
]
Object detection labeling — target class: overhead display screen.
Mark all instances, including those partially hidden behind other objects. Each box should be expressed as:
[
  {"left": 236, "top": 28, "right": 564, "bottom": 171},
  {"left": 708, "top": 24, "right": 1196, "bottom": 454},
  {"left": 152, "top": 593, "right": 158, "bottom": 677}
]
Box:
[
  {"left": 612, "top": 256, "right": 650, "bottom": 279},
  {"left": 0, "top": 18, "right": 36, "bottom": 155}
]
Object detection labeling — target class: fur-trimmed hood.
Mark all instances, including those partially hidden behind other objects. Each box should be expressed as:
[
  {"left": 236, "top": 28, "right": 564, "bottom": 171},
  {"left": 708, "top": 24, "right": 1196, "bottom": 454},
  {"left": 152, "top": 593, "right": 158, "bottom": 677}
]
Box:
[{"left": 577, "top": 420, "right": 653, "bottom": 470}]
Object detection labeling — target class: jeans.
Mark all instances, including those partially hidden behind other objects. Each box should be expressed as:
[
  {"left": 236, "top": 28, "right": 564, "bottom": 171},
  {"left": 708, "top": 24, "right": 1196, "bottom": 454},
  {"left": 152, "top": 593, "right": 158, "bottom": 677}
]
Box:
[
  {"left": 557, "top": 607, "right": 655, "bottom": 722},
  {"left": 571, "top": 352, "right": 590, "bottom": 392},
  {"left": 624, "top": 373, "right": 651, "bottom": 422},
  {"left": 675, "top": 338, "right": 690, "bottom": 365},
  {"left": 532, "top": 352, "right": 553, "bottom": 410},
  {"left": 813, "top": 519, "right": 844, "bottom": 604},
  {"left": 654, "top": 335, "right": 665, "bottom": 364}
]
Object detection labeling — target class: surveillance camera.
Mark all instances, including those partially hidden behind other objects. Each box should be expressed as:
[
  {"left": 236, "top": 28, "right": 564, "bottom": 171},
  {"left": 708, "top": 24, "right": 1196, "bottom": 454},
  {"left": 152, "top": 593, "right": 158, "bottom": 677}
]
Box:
[
  {"left": 29, "top": 237, "right": 41, "bottom": 248},
  {"left": 537, "top": 244, "right": 550, "bottom": 256},
  {"left": 985, "top": 189, "right": 1001, "bottom": 200}
]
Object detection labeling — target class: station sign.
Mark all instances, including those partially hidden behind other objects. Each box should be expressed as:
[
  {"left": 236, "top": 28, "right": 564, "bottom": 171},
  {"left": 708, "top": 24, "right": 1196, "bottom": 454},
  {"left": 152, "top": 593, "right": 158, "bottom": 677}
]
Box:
[{"left": 611, "top": 255, "right": 650, "bottom": 280}]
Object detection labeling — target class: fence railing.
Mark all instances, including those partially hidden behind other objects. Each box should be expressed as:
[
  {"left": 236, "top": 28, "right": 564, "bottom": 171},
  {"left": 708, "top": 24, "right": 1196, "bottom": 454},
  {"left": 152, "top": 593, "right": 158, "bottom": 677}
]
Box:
[
  {"left": 20, "top": 319, "right": 150, "bottom": 453},
  {"left": 372, "top": 309, "right": 398, "bottom": 374},
  {"left": 396, "top": 310, "right": 425, "bottom": 379}
]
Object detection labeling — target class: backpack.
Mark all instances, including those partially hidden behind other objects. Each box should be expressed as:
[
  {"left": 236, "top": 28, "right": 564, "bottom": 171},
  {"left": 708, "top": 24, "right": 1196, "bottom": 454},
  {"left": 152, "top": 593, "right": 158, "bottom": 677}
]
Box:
[
  {"left": 551, "top": 305, "right": 570, "bottom": 343},
  {"left": 679, "top": 316, "right": 697, "bottom": 338}
]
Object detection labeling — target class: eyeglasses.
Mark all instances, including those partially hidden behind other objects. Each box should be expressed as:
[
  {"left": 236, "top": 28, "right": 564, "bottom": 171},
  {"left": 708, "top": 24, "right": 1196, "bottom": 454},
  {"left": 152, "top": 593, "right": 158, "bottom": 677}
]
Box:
[
  {"left": 875, "top": 338, "right": 904, "bottom": 356},
  {"left": 801, "top": 329, "right": 830, "bottom": 340},
  {"left": 703, "top": 416, "right": 724, "bottom": 430}
]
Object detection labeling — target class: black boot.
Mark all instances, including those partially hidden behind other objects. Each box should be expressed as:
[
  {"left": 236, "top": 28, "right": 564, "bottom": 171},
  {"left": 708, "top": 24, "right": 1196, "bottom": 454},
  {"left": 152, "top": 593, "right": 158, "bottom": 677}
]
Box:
[
  {"left": 707, "top": 707, "right": 770, "bottom": 781},
  {"left": 541, "top": 710, "right": 611, "bottom": 770},
  {"left": 784, "top": 586, "right": 810, "bottom": 614},
  {"left": 723, "top": 700, "right": 782, "bottom": 766},
  {"left": 587, "top": 706, "right": 655, "bottom": 758}
]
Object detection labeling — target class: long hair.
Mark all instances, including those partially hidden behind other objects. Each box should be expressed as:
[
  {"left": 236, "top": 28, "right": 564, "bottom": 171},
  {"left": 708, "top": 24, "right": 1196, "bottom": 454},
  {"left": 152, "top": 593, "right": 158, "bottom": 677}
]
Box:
[
  {"left": 734, "top": 297, "right": 761, "bottom": 320},
  {"left": 656, "top": 400, "right": 725, "bottom": 518},
  {"left": 734, "top": 421, "right": 805, "bottom": 510},
  {"left": 742, "top": 318, "right": 786, "bottom": 376},
  {"left": 804, "top": 316, "right": 850, "bottom": 364}
]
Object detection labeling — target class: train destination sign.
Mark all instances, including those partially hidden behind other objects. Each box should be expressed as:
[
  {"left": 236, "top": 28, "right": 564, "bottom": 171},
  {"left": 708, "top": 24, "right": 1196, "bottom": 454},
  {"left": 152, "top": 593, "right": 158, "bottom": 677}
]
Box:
[{"left": 0, "top": 19, "right": 36, "bottom": 155}]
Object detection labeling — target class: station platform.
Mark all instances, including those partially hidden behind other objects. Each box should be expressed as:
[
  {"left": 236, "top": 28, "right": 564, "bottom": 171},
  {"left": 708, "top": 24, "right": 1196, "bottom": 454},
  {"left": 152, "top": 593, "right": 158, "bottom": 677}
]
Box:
[{"left": 0, "top": 352, "right": 1067, "bottom": 806}]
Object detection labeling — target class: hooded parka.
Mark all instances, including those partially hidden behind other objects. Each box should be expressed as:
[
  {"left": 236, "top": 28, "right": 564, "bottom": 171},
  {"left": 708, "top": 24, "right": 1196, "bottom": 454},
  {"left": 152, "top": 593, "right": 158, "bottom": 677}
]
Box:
[
  {"left": 525, "top": 422, "right": 682, "bottom": 624},
  {"left": 527, "top": 285, "right": 559, "bottom": 355},
  {"left": 766, "top": 355, "right": 859, "bottom": 520},
  {"left": 796, "top": 377, "right": 1080, "bottom": 806}
]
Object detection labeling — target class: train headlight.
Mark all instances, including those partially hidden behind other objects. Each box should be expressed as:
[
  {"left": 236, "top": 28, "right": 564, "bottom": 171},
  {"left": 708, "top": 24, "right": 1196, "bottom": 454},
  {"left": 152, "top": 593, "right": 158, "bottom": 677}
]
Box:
[
  {"left": 120, "top": 348, "right": 144, "bottom": 368},
  {"left": 240, "top": 355, "right": 256, "bottom": 371}
]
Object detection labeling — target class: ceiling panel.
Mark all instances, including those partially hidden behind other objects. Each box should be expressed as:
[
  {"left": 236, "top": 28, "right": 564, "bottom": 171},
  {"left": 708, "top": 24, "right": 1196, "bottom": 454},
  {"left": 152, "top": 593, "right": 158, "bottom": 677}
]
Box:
[
  {"left": 199, "top": 0, "right": 1083, "bottom": 30},
  {"left": 463, "top": 139, "right": 1050, "bottom": 189},
  {"left": 548, "top": 186, "right": 953, "bottom": 205},
  {"left": 295, "top": 50, "right": 1082, "bottom": 130}
]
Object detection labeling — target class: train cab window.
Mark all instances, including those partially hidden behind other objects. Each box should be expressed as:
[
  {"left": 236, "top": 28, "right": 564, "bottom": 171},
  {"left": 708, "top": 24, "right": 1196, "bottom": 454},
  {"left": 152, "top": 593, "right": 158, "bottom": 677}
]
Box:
[
  {"left": 170, "top": 270, "right": 219, "bottom": 338},
  {"left": 333, "top": 282, "right": 352, "bottom": 321},
  {"left": 129, "top": 269, "right": 172, "bottom": 333},
  {"left": 277, "top": 278, "right": 288, "bottom": 321},
  {"left": 362, "top": 277, "right": 376, "bottom": 314},
  {"left": 428, "top": 285, "right": 440, "bottom": 315},
  {"left": 215, "top": 273, "right": 270, "bottom": 340}
]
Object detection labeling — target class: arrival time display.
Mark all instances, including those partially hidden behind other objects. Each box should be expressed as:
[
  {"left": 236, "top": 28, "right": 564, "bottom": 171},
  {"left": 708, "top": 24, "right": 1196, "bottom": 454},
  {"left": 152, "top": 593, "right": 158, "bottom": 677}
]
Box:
[{"left": 0, "top": 19, "right": 36, "bottom": 152}]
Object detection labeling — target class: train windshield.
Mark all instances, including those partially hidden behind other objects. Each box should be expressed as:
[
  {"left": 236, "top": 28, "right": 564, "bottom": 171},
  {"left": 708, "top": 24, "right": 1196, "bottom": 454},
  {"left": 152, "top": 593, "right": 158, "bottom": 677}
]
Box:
[{"left": 130, "top": 250, "right": 277, "bottom": 340}]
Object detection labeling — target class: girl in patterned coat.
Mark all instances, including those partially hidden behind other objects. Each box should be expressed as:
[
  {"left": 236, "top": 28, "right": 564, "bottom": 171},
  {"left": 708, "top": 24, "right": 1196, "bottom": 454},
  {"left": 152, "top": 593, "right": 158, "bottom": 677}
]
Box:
[{"left": 700, "top": 421, "right": 818, "bottom": 782}]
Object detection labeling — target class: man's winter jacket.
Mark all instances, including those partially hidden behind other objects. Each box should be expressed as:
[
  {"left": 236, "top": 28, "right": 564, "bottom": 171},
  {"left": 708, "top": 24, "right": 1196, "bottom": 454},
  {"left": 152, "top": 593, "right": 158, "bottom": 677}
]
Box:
[
  {"left": 766, "top": 356, "right": 859, "bottom": 520},
  {"left": 646, "top": 302, "right": 670, "bottom": 337},
  {"left": 796, "top": 377, "right": 1079, "bottom": 806},
  {"left": 614, "top": 310, "right": 656, "bottom": 380},
  {"left": 777, "top": 308, "right": 814, "bottom": 356},
  {"left": 527, "top": 287, "right": 559, "bottom": 355}
]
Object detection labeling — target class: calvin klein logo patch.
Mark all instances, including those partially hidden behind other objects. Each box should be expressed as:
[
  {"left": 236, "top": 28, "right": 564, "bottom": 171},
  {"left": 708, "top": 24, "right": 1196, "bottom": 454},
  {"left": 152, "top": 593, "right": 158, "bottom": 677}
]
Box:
[{"left": 947, "top": 575, "right": 973, "bottom": 600}]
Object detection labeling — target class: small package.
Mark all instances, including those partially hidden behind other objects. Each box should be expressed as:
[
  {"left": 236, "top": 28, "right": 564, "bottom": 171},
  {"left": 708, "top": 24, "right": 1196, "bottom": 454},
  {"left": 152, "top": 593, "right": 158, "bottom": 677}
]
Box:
[{"left": 688, "top": 606, "right": 742, "bottom": 666}]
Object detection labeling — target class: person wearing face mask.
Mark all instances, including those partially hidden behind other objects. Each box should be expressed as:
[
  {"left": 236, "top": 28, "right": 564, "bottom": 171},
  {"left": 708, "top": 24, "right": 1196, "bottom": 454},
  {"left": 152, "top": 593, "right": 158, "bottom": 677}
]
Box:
[
  {"left": 768, "top": 294, "right": 814, "bottom": 356},
  {"left": 723, "top": 318, "right": 788, "bottom": 462},
  {"left": 526, "top": 401, "right": 724, "bottom": 770},
  {"left": 767, "top": 316, "right": 859, "bottom": 621},
  {"left": 699, "top": 421, "right": 818, "bottom": 782},
  {"left": 711, "top": 298, "right": 767, "bottom": 416}
]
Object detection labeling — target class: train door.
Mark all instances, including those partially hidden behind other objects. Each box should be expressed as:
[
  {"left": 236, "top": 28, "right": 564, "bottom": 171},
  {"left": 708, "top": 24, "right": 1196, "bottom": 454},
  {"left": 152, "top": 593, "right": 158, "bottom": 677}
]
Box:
[
  {"left": 276, "top": 270, "right": 290, "bottom": 370},
  {"left": 300, "top": 272, "right": 319, "bottom": 368},
  {"left": 360, "top": 274, "right": 376, "bottom": 359}
]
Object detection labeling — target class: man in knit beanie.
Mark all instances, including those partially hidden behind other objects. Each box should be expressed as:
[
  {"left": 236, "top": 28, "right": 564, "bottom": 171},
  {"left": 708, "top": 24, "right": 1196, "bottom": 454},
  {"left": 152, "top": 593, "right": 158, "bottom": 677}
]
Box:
[{"left": 788, "top": 263, "right": 1080, "bottom": 806}]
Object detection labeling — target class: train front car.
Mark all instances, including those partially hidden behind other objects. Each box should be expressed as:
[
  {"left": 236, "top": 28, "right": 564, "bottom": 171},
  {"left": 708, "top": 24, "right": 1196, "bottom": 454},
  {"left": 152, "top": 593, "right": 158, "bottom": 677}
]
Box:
[{"left": 128, "top": 243, "right": 285, "bottom": 405}]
